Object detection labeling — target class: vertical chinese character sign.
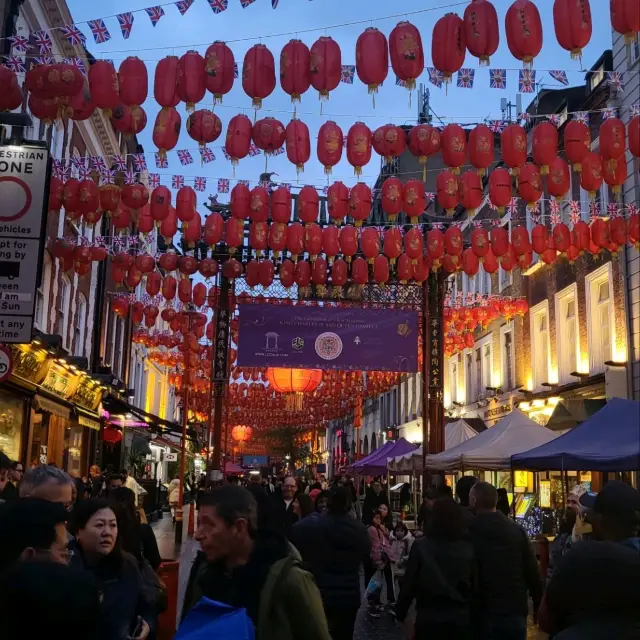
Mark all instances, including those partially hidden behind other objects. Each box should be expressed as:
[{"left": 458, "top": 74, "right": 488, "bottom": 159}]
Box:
[{"left": 427, "top": 270, "right": 445, "bottom": 456}]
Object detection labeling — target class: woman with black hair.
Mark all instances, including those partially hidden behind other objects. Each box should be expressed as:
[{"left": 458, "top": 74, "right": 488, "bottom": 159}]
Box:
[
  {"left": 292, "top": 493, "right": 315, "bottom": 520},
  {"left": 70, "top": 498, "right": 155, "bottom": 640}
]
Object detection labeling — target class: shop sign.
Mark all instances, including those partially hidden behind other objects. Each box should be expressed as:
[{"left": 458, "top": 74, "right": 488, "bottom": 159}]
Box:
[
  {"left": 213, "top": 308, "right": 230, "bottom": 384},
  {"left": 78, "top": 415, "right": 101, "bottom": 431},
  {"left": 0, "top": 345, "right": 13, "bottom": 382},
  {"left": 9, "top": 344, "right": 47, "bottom": 383},
  {"left": 72, "top": 378, "right": 103, "bottom": 411},
  {"left": 484, "top": 398, "right": 514, "bottom": 421},
  {"left": 539, "top": 480, "right": 551, "bottom": 508},
  {"left": 428, "top": 272, "right": 443, "bottom": 391},
  {"left": 165, "top": 452, "right": 178, "bottom": 462},
  {"left": 0, "top": 144, "right": 50, "bottom": 343},
  {"left": 514, "top": 470, "right": 529, "bottom": 488},
  {"left": 40, "top": 364, "right": 75, "bottom": 399}
]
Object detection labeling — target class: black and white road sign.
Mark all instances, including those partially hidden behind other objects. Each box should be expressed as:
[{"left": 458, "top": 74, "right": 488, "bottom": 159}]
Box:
[{"left": 0, "top": 144, "right": 50, "bottom": 343}]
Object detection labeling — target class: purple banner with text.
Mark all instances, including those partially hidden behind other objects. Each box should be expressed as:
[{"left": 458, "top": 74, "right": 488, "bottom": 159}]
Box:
[{"left": 237, "top": 304, "right": 418, "bottom": 372}]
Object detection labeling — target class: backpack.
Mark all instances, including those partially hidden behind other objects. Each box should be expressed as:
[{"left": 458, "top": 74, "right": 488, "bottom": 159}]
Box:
[{"left": 176, "top": 598, "right": 255, "bottom": 640}]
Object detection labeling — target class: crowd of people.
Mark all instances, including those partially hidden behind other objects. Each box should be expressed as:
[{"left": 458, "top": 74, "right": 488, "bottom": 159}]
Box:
[{"left": 1, "top": 446, "right": 639, "bottom": 639}]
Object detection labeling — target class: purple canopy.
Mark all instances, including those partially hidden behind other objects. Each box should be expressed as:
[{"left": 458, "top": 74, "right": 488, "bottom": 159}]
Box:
[{"left": 348, "top": 438, "right": 418, "bottom": 475}]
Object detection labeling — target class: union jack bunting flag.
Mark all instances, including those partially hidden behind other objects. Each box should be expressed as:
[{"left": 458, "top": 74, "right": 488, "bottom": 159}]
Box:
[
  {"left": 589, "top": 201, "right": 600, "bottom": 219},
  {"left": 175, "top": 0, "right": 195, "bottom": 15},
  {"left": 100, "top": 170, "right": 116, "bottom": 185},
  {"left": 395, "top": 76, "right": 407, "bottom": 88},
  {"left": 340, "top": 65, "right": 355, "bottom": 84},
  {"left": 233, "top": 63, "right": 239, "bottom": 78},
  {"left": 71, "top": 155, "right": 85, "bottom": 169},
  {"left": 489, "top": 68, "right": 506, "bottom": 89},
  {"left": 200, "top": 147, "right": 215, "bottom": 163},
  {"left": 88, "top": 19, "right": 111, "bottom": 44},
  {"left": 608, "top": 203, "right": 620, "bottom": 217},
  {"left": 248, "top": 143, "right": 261, "bottom": 157},
  {"left": 573, "top": 111, "right": 589, "bottom": 125},
  {"left": 177, "top": 150, "right": 193, "bottom": 166},
  {"left": 607, "top": 71, "right": 624, "bottom": 93},
  {"left": 630, "top": 104, "right": 640, "bottom": 118},
  {"left": 155, "top": 153, "right": 169, "bottom": 169},
  {"left": 59, "top": 166, "right": 71, "bottom": 182},
  {"left": 518, "top": 70, "right": 535, "bottom": 94},
  {"left": 237, "top": 180, "right": 250, "bottom": 186},
  {"left": 490, "top": 217, "right": 501, "bottom": 226},
  {"left": 90, "top": 156, "right": 106, "bottom": 172},
  {"left": 272, "top": 146, "right": 285, "bottom": 156},
  {"left": 427, "top": 68, "right": 443, "bottom": 88},
  {"left": 549, "top": 70, "right": 568, "bottom": 86},
  {"left": 221, "top": 148, "right": 231, "bottom": 161},
  {"left": 425, "top": 192, "right": 435, "bottom": 202},
  {"left": 258, "top": 180, "right": 270, "bottom": 189},
  {"left": 172, "top": 175, "right": 185, "bottom": 189},
  {"left": 280, "top": 183, "right": 291, "bottom": 191},
  {"left": 569, "top": 201, "right": 581, "bottom": 224},
  {"left": 112, "top": 154, "right": 127, "bottom": 171},
  {"left": 321, "top": 186, "right": 329, "bottom": 195},
  {"left": 518, "top": 112, "right": 531, "bottom": 124},
  {"left": 4, "top": 56, "right": 25, "bottom": 73},
  {"left": 547, "top": 114, "right": 561, "bottom": 127},
  {"left": 124, "top": 170, "right": 138, "bottom": 185},
  {"left": 8, "top": 35, "right": 29, "bottom": 53},
  {"left": 132, "top": 153, "right": 147, "bottom": 171},
  {"left": 32, "top": 30, "right": 52, "bottom": 53},
  {"left": 194, "top": 177, "right": 207, "bottom": 192},
  {"left": 77, "top": 165, "right": 91, "bottom": 180},
  {"left": 626, "top": 203, "right": 639, "bottom": 217},
  {"left": 217, "top": 178, "right": 230, "bottom": 193},
  {"left": 549, "top": 199, "right": 561, "bottom": 220},
  {"left": 208, "top": 0, "right": 229, "bottom": 13},
  {"left": 550, "top": 211, "right": 561, "bottom": 226},
  {"left": 527, "top": 201, "right": 540, "bottom": 219},
  {"left": 457, "top": 68, "right": 475, "bottom": 89},
  {"left": 34, "top": 57, "right": 54, "bottom": 66},
  {"left": 240, "top": 0, "right": 256, "bottom": 7},
  {"left": 66, "top": 57, "right": 86, "bottom": 75},
  {"left": 148, "top": 173, "right": 161, "bottom": 188},
  {"left": 507, "top": 197, "right": 519, "bottom": 215},
  {"left": 602, "top": 107, "right": 618, "bottom": 120},
  {"left": 60, "top": 24, "right": 86, "bottom": 46},
  {"left": 145, "top": 6, "right": 165, "bottom": 26},
  {"left": 488, "top": 120, "right": 506, "bottom": 133},
  {"left": 117, "top": 13, "right": 135, "bottom": 39}
]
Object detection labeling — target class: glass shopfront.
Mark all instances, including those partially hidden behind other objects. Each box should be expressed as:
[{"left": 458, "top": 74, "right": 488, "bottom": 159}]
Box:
[{"left": 0, "top": 391, "right": 26, "bottom": 462}]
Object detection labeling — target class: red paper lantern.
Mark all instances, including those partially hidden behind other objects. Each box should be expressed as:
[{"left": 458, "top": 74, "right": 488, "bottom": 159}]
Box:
[
  {"left": 603, "top": 153, "right": 627, "bottom": 196},
  {"left": 437, "top": 170, "right": 459, "bottom": 215},
  {"left": 309, "top": 36, "right": 341, "bottom": 101},
  {"left": 441, "top": 124, "right": 467, "bottom": 174},
  {"left": 285, "top": 119, "right": 310, "bottom": 173},
  {"left": 511, "top": 226, "right": 531, "bottom": 256},
  {"left": 280, "top": 260, "right": 295, "bottom": 288},
  {"left": 431, "top": 13, "right": 466, "bottom": 84},
  {"left": 404, "top": 228, "right": 424, "bottom": 264},
  {"left": 225, "top": 114, "right": 252, "bottom": 166},
  {"left": 532, "top": 122, "right": 559, "bottom": 174},
  {"left": 298, "top": 185, "right": 319, "bottom": 225},
  {"left": 78, "top": 179, "right": 99, "bottom": 217},
  {"left": 396, "top": 254, "right": 413, "bottom": 282},
  {"left": 280, "top": 39, "right": 310, "bottom": 103},
  {"left": 178, "top": 279, "right": 192, "bottom": 304},
  {"left": 327, "top": 182, "right": 349, "bottom": 225},
  {"left": 580, "top": 152, "right": 603, "bottom": 197},
  {"left": 501, "top": 244, "right": 517, "bottom": 271},
  {"left": 458, "top": 171, "right": 483, "bottom": 214},
  {"left": 553, "top": 0, "right": 592, "bottom": 60},
  {"left": 118, "top": 56, "right": 148, "bottom": 119},
  {"left": 404, "top": 179, "right": 426, "bottom": 224},
  {"left": 62, "top": 178, "right": 80, "bottom": 217},
  {"left": 204, "top": 213, "right": 224, "bottom": 246},
  {"left": 28, "top": 95, "right": 58, "bottom": 123},
  {"left": 49, "top": 177, "right": 64, "bottom": 212},
  {"left": 505, "top": 0, "right": 543, "bottom": 67},
  {"left": 205, "top": 41, "right": 235, "bottom": 103},
  {"left": 469, "top": 124, "right": 495, "bottom": 175},
  {"left": 373, "top": 124, "right": 406, "bottom": 163},
  {"left": 629, "top": 115, "right": 640, "bottom": 158},
  {"left": 160, "top": 208, "right": 177, "bottom": 240},
  {"left": 88, "top": 61, "right": 120, "bottom": 116},
  {"left": 610, "top": 0, "right": 640, "bottom": 44},
  {"left": 389, "top": 21, "right": 424, "bottom": 91},
  {"left": 249, "top": 186, "right": 270, "bottom": 223},
  {"left": 383, "top": 227, "right": 403, "bottom": 265},
  {"left": 231, "top": 182, "right": 251, "bottom": 220},
  {"left": 547, "top": 157, "right": 570, "bottom": 199},
  {"left": 111, "top": 104, "right": 146, "bottom": 136},
  {"left": 355, "top": 27, "right": 388, "bottom": 96},
  {"left": 153, "top": 107, "right": 181, "bottom": 159},
  {"left": 294, "top": 261, "right": 311, "bottom": 287},
  {"left": 346, "top": 122, "right": 372, "bottom": 176},
  {"left": 284, "top": 222, "right": 303, "bottom": 261},
  {"left": 518, "top": 163, "right": 543, "bottom": 206},
  {"left": 444, "top": 226, "right": 463, "bottom": 263},
  {"left": 0, "top": 67, "right": 22, "bottom": 112},
  {"left": 489, "top": 167, "right": 512, "bottom": 214},
  {"left": 531, "top": 224, "right": 549, "bottom": 255},
  {"left": 252, "top": 117, "right": 286, "bottom": 155},
  {"left": 552, "top": 223, "right": 572, "bottom": 254},
  {"left": 183, "top": 212, "right": 202, "bottom": 247},
  {"left": 348, "top": 183, "right": 371, "bottom": 227},
  {"left": 442, "top": 254, "right": 460, "bottom": 274},
  {"left": 122, "top": 183, "right": 149, "bottom": 212},
  {"left": 176, "top": 186, "right": 196, "bottom": 224},
  {"left": 178, "top": 255, "right": 198, "bottom": 277},
  {"left": 360, "top": 227, "right": 380, "bottom": 263},
  {"left": 564, "top": 120, "right": 591, "bottom": 172},
  {"left": 610, "top": 217, "right": 628, "bottom": 250},
  {"left": 99, "top": 185, "right": 121, "bottom": 215},
  {"left": 590, "top": 217, "right": 611, "bottom": 251},
  {"left": 160, "top": 251, "right": 178, "bottom": 272},
  {"left": 572, "top": 220, "right": 590, "bottom": 254},
  {"left": 491, "top": 225, "right": 509, "bottom": 257},
  {"left": 351, "top": 257, "right": 369, "bottom": 285},
  {"left": 331, "top": 259, "right": 348, "bottom": 287},
  {"left": 271, "top": 186, "right": 292, "bottom": 225},
  {"left": 408, "top": 124, "right": 441, "bottom": 176},
  {"left": 381, "top": 177, "right": 404, "bottom": 221},
  {"left": 249, "top": 222, "right": 268, "bottom": 256},
  {"left": 259, "top": 261, "right": 275, "bottom": 288},
  {"left": 600, "top": 117, "right": 626, "bottom": 170},
  {"left": 242, "top": 44, "right": 276, "bottom": 109},
  {"left": 472, "top": 227, "right": 491, "bottom": 259},
  {"left": 483, "top": 248, "right": 499, "bottom": 275},
  {"left": 269, "top": 223, "right": 288, "bottom": 258},
  {"left": 462, "top": 248, "right": 479, "bottom": 277},
  {"left": 464, "top": 0, "right": 499, "bottom": 65},
  {"left": 501, "top": 123, "right": 527, "bottom": 175},
  {"left": 225, "top": 218, "right": 245, "bottom": 254},
  {"left": 187, "top": 109, "right": 222, "bottom": 147},
  {"left": 373, "top": 255, "right": 389, "bottom": 285},
  {"left": 177, "top": 51, "right": 206, "bottom": 111},
  {"left": 339, "top": 226, "right": 358, "bottom": 261},
  {"left": 199, "top": 258, "right": 219, "bottom": 279},
  {"left": 154, "top": 56, "right": 180, "bottom": 108},
  {"left": 317, "top": 121, "right": 343, "bottom": 174},
  {"left": 322, "top": 225, "right": 340, "bottom": 261},
  {"left": 147, "top": 270, "right": 163, "bottom": 296},
  {"left": 69, "top": 89, "right": 95, "bottom": 121}
]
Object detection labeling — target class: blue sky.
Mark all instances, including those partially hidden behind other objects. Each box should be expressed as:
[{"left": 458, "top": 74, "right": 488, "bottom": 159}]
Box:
[{"left": 66, "top": 0, "right": 615, "bottom": 203}]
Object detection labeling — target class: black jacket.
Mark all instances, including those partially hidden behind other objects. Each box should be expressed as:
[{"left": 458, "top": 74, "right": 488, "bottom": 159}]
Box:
[
  {"left": 70, "top": 545, "right": 155, "bottom": 640},
  {"left": 395, "top": 536, "right": 476, "bottom": 624},
  {"left": 290, "top": 512, "right": 370, "bottom": 610},
  {"left": 246, "top": 482, "right": 271, "bottom": 530},
  {"left": 470, "top": 511, "right": 543, "bottom": 618},
  {"left": 361, "top": 490, "right": 389, "bottom": 526},
  {"left": 267, "top": 494, "right": 299, "bottom": 537}
]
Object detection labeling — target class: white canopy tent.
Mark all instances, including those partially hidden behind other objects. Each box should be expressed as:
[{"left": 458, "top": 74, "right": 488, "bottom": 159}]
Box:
[
  {"left": 389, "top": 419, "right": 479, "bottom": 473},
  {"left": 422, "top": 409, "right": 559, "bottom": 472}
]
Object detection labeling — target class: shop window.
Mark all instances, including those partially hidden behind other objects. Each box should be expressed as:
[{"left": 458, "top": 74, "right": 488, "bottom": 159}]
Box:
[
  {"left": 530, "top": 301, "right": 550, "bottom": 391},
  {"left": 58, "top": 275, "right": 71, "bottom": 350},
  {"left": 555, "top": 284, "right": 579, "bottom": 384},
  {"left": 0, "top": 391, "right": 25, "bottom": 462},
  {"left": 63, "top": 425, "right": 85, "bottom": 477},
  {"left": 75, "top": 294, "right": 87, "bottom": 357},
  {"left": 34, "top": 253, "right": 52, "bottom": 331},
  {"left": 586, "top": 264, "right": 614, "bottom": 373},
  {"left": 501, "top": 325, "right": 514, "bottom": 391}
]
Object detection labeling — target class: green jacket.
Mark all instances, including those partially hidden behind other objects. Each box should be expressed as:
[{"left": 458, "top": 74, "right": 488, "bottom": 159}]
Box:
[{"left": 183, "top": 543, "right": 331, "bottom": 640}]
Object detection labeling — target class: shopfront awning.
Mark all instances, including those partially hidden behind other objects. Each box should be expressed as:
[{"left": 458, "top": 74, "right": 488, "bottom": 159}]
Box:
[{"left": 33, "top": 394, "right": 71, "bottom": 419}]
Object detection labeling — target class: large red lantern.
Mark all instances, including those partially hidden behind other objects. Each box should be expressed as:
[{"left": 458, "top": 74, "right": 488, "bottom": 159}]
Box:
[
  {"left": 327, "top": 181, "right": 349, "bottom": 225},
  {"left": 118, "top": 56, "right": 147, "bottom": 120},
  {"left": 580, "top": 152, "right": 603, "bottom": 197},
  {"left": 160, "top": 207, "right": 177, "bottom": 240},
  {"left": 432, "top": 13, "right": 466, "bottom": 84},
  {"left": 78, "top": 179, "right": 99, "bottom": 218},
  {"left": 462, "top": 248, "right": 479, "bottom": 277},
  {"left": 490, "top": 225, "right": 509, "bottom": 257},
  {"left": 489, "top": 167, "right": 512, "bottom": 214},
  {"left": 408, "top": 124, "right": 441, "bottom": 177},
  {"left": 383, "top": 227, "right": 403, "bottom": 265},
  {"left": 280, "top": 260, "right": 295, "bottom": 288},
  {"left": 600, "top": 117, "right": 626, "bottom": 170},
  {"left": 437, "top": 170, "right": 459, "bottom": 215},
  {"left": 280, "top": 39, "right": 310, "bottom": 103},
  {"left": 373, "top": 124, "right": 406, "bottom": 163},
  {"left": 225, "top": 218, "right": 245, "bottom": 254},
  {"left": 28, "top": 95, "right": 58, "bottom": 124},
  {"left": 287, "top": 223, "right": 305, "bottom": 261},
  {"left": 373, "top": 255, "right": 389, "bottom": 285},
  {"left": 205, "top": 41, "right": 235, "bottom": 103},
  {"left": 49, "top": 177, "right": 64, "bottom": 212},
  {"left": 603, "top": 154, "right": 626, "bottom": 197},
  {"left": 610, "top": 0, "right": 640, "bottom": 44},
  {"left": 99, "top": 185, "right": 120, "bottom": 215},
  {"left": 458, "top": 171, "right": 483, "bottom": 214},
  {"left": 271, "top": 186, "right": 292, "bottom": 225},
  {"left": 572, "top": 220, "right": 590, "bottom": 254},
  {"left": 231, "top": 182, "right": 251, "bottom": 220},
  {"left": 389, "top": 21, "right": 424, "bottom": 91},
  {"left": 309, "top": 36, "right": 341, "bottom": 101},
  {"left": 111, "top": 104, "right": 146, "bottom": 136},
  {"left": 552, "top": 222, "right": 572, "bottom": 255},
  {"left": 122, "top": 183, "right": 149, "bottom": 213},
  {"left": 441, "top": 124, "right": 467, "bottom": 174},
  {"left": 472, "top": 227, "right": 491, "bottom": 259},
  {"left": 331, "top": 259, "right": 348, "bottom": 287},
  {"left": 0, "top": 67, "right": 22, "bottom": 112},
  {"left": 531, "top": 224, "right": 549, "bottom": 255},
  {"left": 242, "top": 44, "right": 276, "bottom": 109},
  {"left": 225, "top": 114, "right": 252, "bottom": 167},
  {"left": 469, "top": 124, "right": 494, "bottom": 175},
  {"left": 381, "top": 177, "right": 403, "bottom": 221},
  {"left": 346, "top": 122, "right": 372, "bottom": 176},
  {"left": 610, "top": 217, "right": 628, "bottom": 250},
  {"left": 249, "top": 186, "right": 269, "bottom": 223},
  {"left": 187, "top": 109, "right": 222, "bottom": 148},
  {"left": 153, "top": 107, "right": 181, "bottom": 159},
  {"left": 464, "top": 0, "right": 499, "bottom": 65},
  {"left": 547, "top": 157, "right": 570, "bottom": 199},
  {"left": 317, "top": 121, "right": 343, "bottom": 174},
  {"left": 427, "top": 229, "right": 445, "bottom": 267},
  {"left": 177, "top": 51, "right": 206, "bottom": 111},
  {"left": 351, "top": 257, "right": 369, "bottom": 285},
  {"left": 590, "top": 217, "right": 611, "bottom": 252},
  {"left": 553, "top": 0, "right": 592, "bottom": 60},
  {"left": 397, "top": 254, "right": 413, "bottom": 282},
  {"left": 532, "top": 122, "right": 559, "bottom": 174},
  {"left": 88, "top": 61, "right": 119, "bottom": 116},
  {"left": 252, "top": 117, "right": 286, "bottom": 155},
  {"left": 564, "top": 120, "right": 591, "bottom": 172},
  {"left": 285, "top": 119, "right": 310, "bottom": 173},
  {"left": 176, "top": 186, "right": 196, "bottom": 224},
  {"left": 404, "top": 179, "right": 426, "bottom": 223},
  {"left": 629, "top": 115, "right": 640, "bottom": 158},
  {"left": 360, "top": 227, "right": 380, "bottom": 263},
  {"left": 505, "top": 0, "right": 543, "bottom": 68},
  {"left": 298, "top": 185, "right": 319, "bottom": 225},
  {"left": 355, "top": 27, "right": 388, "bottom": 97},
  {"left": 269, "top": 223, "right": 288, "bottom": 258},
  {"left": 204, "top": 213, "right": 224, "bottom": 246},
  {"left": 249, "top": 222, "right": 268, "bottom": 256},
  {"left": 405, "top": 228, "right": 424, "bottom": 264},
  {"left": 322, "top": 225, "right": 340, "bottom": 261},
  {"left": 311, "top": 257, "right": 327, "bottom": 286},
  {"left": 339, "top": 226, "right": 358, "bottom": 261},
  {"left": 501, "top": 123, "right": 527, "bottom": 175},
  {"left": 348, "top": 183, "right": 371, "bottom": 227},
  {"left": 154, "top": 56, "right": 179, "bottom": 108},
  {"left": 518, "top": 163, "right": 542, "bottom": 206},
  {"left": 444, "top": 226, "right": 463, "bottom": 263},
  {"left": 294, "top": 261, "right": 311, "bottom": 287}
]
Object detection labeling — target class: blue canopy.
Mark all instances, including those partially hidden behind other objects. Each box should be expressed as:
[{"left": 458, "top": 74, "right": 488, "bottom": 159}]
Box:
[{"left": 511, "top": 398, "right": 640, "bottom": 472}]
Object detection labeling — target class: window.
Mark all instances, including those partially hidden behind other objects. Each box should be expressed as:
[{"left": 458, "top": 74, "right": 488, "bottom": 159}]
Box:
[
  {"left": 448, "top": 358, "right": 458, "bottom": 406},
  {"left": 588, "top": 65, "right": 604, "bottom": 92},
  {"left": 482, "top": 341, "right": 492, "bottom": 393},
  {"left": 75, "top": 295, "right": 87, "bottom": 357},
  {"left": 501, "top": 325, "right": 514, "bottom": 391},
  {"left": 465, "top": 352, "right": 474, "bottom": 405},
  {"left": 530, "top": 301, "right": 550, "bottom": 391},
  {"left": 499, "top": 265, "right": 513, "bottom": 292},
  {"left": 475, "top": 347, "right": 482, "bottom": 399},
  {"left": 34, "top": 253, "right": 52, "bottom": 331},
  {"left": 555, "top": 285, "right": 579, "bottom": 384},
  {"left": 586, "top": 264, "right": 614, "bottom": 374},
  {"left": 58, "top": 276, "right": 71, "bottom": 349}
]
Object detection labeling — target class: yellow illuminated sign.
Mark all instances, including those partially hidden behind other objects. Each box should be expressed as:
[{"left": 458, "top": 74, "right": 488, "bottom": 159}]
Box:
[
  {"left": 540, "top": 480, "right": 551, "bottom": 508},
  {"left": 514, "top": 470, "right": 529, "bottom": 488}
]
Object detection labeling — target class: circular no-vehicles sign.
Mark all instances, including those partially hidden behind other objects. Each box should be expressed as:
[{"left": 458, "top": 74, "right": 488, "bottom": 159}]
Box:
[
  {"left": 0, "top": 176, "right": 32, "bottom": 222},
  {"left": 0, "top": 345, "right": 13, "bottom": 382}
]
